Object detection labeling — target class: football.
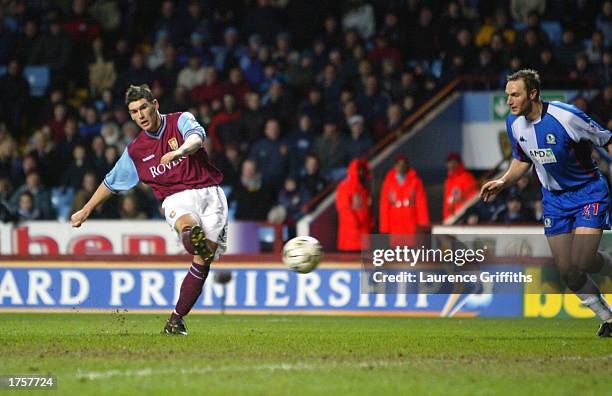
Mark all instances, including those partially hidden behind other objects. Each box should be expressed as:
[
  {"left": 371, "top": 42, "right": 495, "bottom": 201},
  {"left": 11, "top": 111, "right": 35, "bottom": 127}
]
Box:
[{"left": 282, "top": 236, "right": 322, "bottom": 274}]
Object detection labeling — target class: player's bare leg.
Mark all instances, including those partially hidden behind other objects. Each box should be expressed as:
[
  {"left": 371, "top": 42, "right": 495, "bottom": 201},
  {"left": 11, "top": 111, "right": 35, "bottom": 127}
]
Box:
[
  {"left": 164, "top": 214, "right": 219, "bottom": 335},
  {"left": 548, "top": 230, "right": 612, "bottom": 337}
]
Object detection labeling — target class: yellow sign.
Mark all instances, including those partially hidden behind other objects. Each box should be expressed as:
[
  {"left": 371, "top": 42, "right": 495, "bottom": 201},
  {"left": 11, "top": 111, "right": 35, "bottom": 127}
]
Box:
[{"left": 524, "top": 267, "right": 612, "bottom": 318}]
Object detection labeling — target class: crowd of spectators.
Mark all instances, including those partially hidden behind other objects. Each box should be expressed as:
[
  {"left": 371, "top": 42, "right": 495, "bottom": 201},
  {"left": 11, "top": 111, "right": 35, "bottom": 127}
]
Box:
[{"left": 0, "top": 0, "right": 610, "bottom": 225}]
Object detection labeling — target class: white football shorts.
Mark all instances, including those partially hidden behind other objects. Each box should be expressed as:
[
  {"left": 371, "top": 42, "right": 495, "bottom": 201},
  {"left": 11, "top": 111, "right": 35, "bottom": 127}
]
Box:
[{"left": 162, "top": 185, "right": 228, "bottom": 260}]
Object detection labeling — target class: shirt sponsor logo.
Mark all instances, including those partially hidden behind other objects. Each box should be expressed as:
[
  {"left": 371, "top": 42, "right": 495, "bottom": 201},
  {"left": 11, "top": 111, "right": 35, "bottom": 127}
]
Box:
[
  {"left": 142, "top": 154, "right": 155, "bottom": 162},
  {"left": 528, "top": 148, "right": 557, "bottom": 164},
  {"left": 149, "top": 156, "right": 186, "bottom": 178},
  {"left": 545, "top": 133, "right": 556, "bottom": 144}
]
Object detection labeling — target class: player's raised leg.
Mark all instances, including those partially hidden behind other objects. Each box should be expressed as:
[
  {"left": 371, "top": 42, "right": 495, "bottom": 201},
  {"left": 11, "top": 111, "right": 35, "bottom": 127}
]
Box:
[{"left": 164, "top": 213, "right": 218, "bottom": 335}]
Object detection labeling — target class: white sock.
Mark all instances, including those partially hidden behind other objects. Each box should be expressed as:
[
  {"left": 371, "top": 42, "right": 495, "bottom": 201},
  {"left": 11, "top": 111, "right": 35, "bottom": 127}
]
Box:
[{"left": 575, "top": 275, "right": 612, "bottom": 322}]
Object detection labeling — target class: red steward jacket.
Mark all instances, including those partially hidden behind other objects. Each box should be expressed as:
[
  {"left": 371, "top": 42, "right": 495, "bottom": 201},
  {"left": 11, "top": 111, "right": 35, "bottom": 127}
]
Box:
[
  {"left": 336, "top": 159, "right": 372, "bottom": 251},
  {"left": 443, "top": 162, "right": 477, "bottom": 221},
  {"left": 379, "top": 168, "right": 430, "bottom": 244}
]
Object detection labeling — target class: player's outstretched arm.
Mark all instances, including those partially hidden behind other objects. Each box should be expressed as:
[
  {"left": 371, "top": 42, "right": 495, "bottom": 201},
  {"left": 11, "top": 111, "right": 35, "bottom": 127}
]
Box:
[
  {"left": 71, "top": 183, "right": 113, "bottom": 227},
  {"left": 160, "top": 134, "right": 204, "bottom": 165},
  {"left": 480, "top": 159, "right": 531, "bottom": 202}
]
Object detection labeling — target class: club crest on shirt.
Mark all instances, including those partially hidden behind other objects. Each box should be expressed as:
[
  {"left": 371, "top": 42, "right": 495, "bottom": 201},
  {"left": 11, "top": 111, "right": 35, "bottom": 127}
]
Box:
[
  {"left": 545, "top": 133, "right": 556, "bottom": 144},
  {"left": 168, "top": 137, "right": 179, "bottom": 150}
]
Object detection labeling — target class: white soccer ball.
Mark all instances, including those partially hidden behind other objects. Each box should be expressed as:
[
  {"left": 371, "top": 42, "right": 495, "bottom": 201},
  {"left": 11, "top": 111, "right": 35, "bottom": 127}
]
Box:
[{"left": 282, "top": 236, "right": 322, "bottom": 274}]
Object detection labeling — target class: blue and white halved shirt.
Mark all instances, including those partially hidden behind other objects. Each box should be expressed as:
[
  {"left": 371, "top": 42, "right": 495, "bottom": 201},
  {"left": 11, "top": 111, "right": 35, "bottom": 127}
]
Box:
[{"left": 506, "top": 101, "right": 612, "bottom": 192}]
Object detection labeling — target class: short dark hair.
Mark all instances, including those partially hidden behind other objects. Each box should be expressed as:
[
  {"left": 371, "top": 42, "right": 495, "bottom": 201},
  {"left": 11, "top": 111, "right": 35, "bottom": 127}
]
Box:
[
  {"left": 124, "top": 84, "right": 154, "bottom": 105},
  {"left": 507, "top": 69, "right": 541, "bottom": 98}
]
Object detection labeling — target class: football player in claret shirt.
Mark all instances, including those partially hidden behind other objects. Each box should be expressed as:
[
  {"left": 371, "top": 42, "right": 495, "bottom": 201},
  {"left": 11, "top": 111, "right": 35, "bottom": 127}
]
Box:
[
  {"left": 71, "top": 84, "right": 227, "bottom": 335},
  {"left": 481, "top": 69, "right": 612, "bottom": 337}
]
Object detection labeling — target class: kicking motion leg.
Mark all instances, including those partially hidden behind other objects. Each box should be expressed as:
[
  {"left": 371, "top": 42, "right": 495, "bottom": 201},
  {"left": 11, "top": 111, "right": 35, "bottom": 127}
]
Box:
[{"left": 164, "top": 214, "right": 219, "bottom": 335}]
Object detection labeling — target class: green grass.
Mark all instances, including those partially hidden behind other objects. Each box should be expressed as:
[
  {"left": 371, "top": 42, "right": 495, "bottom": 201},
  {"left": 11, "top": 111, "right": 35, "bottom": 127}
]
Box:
[{"left": 0, "top": 314, "right": 610, "bottom": 395}]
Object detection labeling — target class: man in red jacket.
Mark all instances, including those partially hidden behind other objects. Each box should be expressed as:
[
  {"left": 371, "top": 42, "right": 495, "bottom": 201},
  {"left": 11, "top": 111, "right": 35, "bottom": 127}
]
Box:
[
  {"left": 379, "top": 154, "right": 429, "bottom": 246},
  {"left": 336, "top": 158, "right": 372, "bottom": 251},
  {"left": 443, "top": 152, "right": 478, "bottom": 222}
]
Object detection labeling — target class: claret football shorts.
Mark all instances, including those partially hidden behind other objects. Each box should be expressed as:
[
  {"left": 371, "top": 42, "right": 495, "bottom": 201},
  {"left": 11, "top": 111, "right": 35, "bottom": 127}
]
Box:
[
  {"left": 541, "top": 175, "right": 611, "bottom": 236},
  {"left": 162, "top": 185, "right": 228, "bottom": 259}
]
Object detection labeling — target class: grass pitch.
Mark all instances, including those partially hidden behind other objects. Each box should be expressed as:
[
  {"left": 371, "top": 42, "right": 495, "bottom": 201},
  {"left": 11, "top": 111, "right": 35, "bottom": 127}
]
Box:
[{"left": 0, "top": 314, "right": 610, "bottom": 395}]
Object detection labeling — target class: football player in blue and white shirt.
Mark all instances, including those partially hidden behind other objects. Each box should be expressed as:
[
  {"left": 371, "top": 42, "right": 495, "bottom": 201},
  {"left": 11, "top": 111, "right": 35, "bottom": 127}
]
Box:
[{"left": 481, "top": 69, "right": 612, "bottom": 337}]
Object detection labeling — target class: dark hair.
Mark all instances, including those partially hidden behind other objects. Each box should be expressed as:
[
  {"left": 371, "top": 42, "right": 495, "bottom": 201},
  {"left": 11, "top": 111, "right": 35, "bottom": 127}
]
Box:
[
  {"left": 507, "top": 69, "right": 541, "bottom": 98},
  {"left": 124, "top": 84, "right": 155, "bottom": 105}
]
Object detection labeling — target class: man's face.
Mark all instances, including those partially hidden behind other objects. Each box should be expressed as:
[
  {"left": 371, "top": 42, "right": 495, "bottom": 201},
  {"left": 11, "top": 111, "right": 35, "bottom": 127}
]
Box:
[
  {"left": 394, "top": 160, "right": 407, "bottom": 175},
  {"left": 505, "top": 79, "right": 535, "bottom": 116},
  {"left": 128, "top": 99, "right": 159, "bottom": 130}
]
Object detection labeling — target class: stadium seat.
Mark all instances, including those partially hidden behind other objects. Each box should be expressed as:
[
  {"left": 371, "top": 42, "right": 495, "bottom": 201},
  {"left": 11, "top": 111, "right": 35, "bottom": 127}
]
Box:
[
  {"left": 542, "top": 21, "right": 562, "bottom": 45},
  {"left": 430, "top": 59, "right": 443, "bottom": 79},
  {"left": 23, "top": 65, "right": 50, "bottom": 97},
  {"left": 51, "top": 187, "right": 75, "bottom": 221}
]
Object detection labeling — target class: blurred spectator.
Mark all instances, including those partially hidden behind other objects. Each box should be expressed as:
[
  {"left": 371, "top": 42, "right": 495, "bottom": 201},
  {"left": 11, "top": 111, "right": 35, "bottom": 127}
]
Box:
[
  {"left": 298, "top": 87, "right": 325, "bottom": 132},
  {"left": 230, "top": 158, "right": 274, "bottom": 221},
  {"left": 0, "top": 59, "right": 29, "bottom": 134},
  {"left": 177, "top": 54, "right": 206, "bottom": 91},
  {"left": 495, "top": 193, "right": 535, "bottom": 224},
  {"left": 249, "top": 118, "right": 288, "bottom": 194},
  {"left": 28, "top": 18, "right": 72, "bottom": 84},
  {"left": 48, "top": 103, "right": 68, "bottom": 144},
  {"left": 379, "top": 154, "right": 429, "bottom": 246},
  {"left": 286, "top": 113, "right": 315, "bottom": 177},
  {"left": 89, "top": 37, "right": 116, "bottom": 97},
  {"left": 443, "top": 153, "right": 477, "bottom": 222},
  {"left": 79, "top": 106, "right": 103, "bottom": 140},
  {"left": 154, "top": 45, "right": 180, "bottom": 94},
  {"left": 9, "top": 171, "right": 53, "bottom": 219},
  {"left": 596, "top": 1, "right": 612, "bottom": 47},
  {"left": 209, "top": 93, "right": 241, "bottom": 153},
  {"left": 213, "top": 143, "right": 241, "bottom": 187},
  {"left": 114, "top": 51, "right": 154, "bottom": 97},
  {"left": 277, "top": 177, "right": 310, "bottom": 223},
  {"left": 342, "top": 0, "right": 375, "bottom": 39},
  {"left": 357, "top": 75, "right": 390, "bottom": 125},
  {"left": 586, "top": 30, "right": 606, "bottom": 65},
  {"left": 589, "top": 85, "right": 612, "bottom": 127},
  {"left": 60, "top": 145, "right": 92, "bottom": 191},
  {"left": 119, "top": 193, "right": 147, "bottom": 219},
  {"left": 313, "top": 119, "right": 349, "bottom": 179},
  {"left": 226, "top": 67, "right": 251, "bottom": 107},
  {"left": 555, "top": 29, "right": 583, "bottom": 69},
  {"left": 243, "top": 0, "right": 284, "bottom": 45},
  {"left": 476, "top": 7, "right": 516, "bottom": 47},
  {"left": 236, "top": 92, "right": 266, "bottom": 151},
  {"left": 511, "top": 0, "right": 546, "bottom": 23},
  {"left": 336, "top": 158, "right": 372, "bottom": 251},
  {"left": 70, "top": 171, "right": 116, "bottom": 219},
  {"left": 191, "top": 66, "right": 225, "bottom": 104},
  {"left": 14, "top": 19, "right": 38, "bottom": 65},
  {"left": 15, "top": 191, "right": 41, "bottom": 220},
  {"left": 299, "top": 153, "right": 327, "bottom": 198},
  {"left": 406, "top": 6, "right": 437, "bottom": 62},
  {"left": 345, "top": 115, "right": 373, "bottom": 161}
]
